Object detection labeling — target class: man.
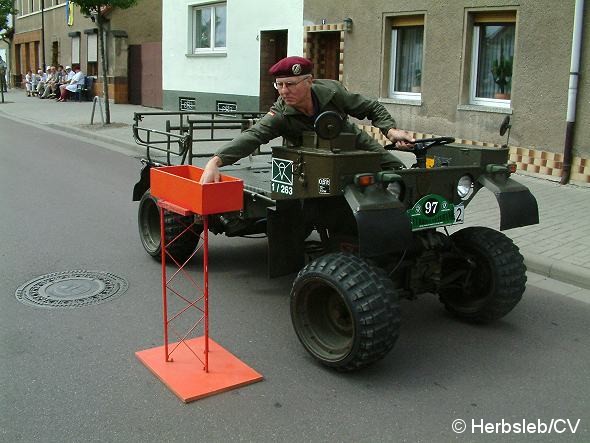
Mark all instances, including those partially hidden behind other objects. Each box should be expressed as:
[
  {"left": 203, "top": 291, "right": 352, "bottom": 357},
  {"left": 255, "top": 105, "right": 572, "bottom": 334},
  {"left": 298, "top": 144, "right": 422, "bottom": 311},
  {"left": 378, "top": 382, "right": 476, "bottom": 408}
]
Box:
[
  {"left": 0, "top": 56, "right": 7, "bottom": 92},
  {"left": 200, "top": 56, "right": 414, "bottom": 183},
  {"left": 40, "top": 66, "right": 57, "bottom": 99},
  {"left": 36, "top": 69, "right": 48, "bottom": 96}
]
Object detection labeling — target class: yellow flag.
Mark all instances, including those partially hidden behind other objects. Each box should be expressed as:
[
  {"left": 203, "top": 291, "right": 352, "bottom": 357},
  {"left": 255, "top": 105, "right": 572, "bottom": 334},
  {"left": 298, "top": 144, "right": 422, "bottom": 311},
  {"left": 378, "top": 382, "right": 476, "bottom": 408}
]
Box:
[{"left": 67, "top": 0, "right": 74, "bottom": 26}]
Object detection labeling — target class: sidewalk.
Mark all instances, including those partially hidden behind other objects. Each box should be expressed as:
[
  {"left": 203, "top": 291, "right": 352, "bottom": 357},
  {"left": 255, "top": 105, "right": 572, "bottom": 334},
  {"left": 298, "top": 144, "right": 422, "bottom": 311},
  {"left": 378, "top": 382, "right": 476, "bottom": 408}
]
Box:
[{"left": 1, "top": 88, "right": 589, "bottom": 290}]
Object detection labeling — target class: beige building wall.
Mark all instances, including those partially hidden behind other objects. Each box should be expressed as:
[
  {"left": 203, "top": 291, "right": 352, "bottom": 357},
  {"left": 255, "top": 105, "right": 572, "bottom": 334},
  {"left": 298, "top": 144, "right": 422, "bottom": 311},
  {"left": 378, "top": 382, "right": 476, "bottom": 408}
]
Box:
[
  {"left": 109, "top": 0, "right": 162, "bottom": 45},
  {"left": 304, "top": 0, "right": 589, "bottom": 161}
]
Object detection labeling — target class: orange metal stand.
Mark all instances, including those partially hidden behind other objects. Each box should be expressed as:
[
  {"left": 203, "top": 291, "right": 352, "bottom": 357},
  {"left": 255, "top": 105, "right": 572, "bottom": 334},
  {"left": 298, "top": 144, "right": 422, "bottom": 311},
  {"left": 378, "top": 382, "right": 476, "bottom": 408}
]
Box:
[{"left": 136, "top": 166, "right": 263, "bottom": 403}]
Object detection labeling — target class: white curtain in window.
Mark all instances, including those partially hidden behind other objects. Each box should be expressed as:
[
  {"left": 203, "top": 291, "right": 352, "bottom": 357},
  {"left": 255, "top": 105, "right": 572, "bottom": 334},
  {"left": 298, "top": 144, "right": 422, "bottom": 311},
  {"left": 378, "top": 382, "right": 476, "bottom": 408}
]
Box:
[
  {"left": 214, "top": 4, "right": 226, "bottom": 48},
  {"left": 476, "top": 24, "right": 515, "bottom": 98},
  {"left": 393, "top": 26, "right": 423, "bottom": 93},
  {"left": 194, "top": 7, "right": 212, "bottom": 49}
]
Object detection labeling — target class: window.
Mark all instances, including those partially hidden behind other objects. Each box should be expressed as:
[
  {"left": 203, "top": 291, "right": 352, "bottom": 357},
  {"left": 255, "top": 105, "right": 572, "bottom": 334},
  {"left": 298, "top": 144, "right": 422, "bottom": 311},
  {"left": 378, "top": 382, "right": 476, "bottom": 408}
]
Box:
[
  {"left": 71, "top": 35, "right": 80, "bottom": 64},
  {"left": 86, "top": 30, "right": 98, "bottom": 76},
  {"left": 470, "top": 12, "right": 516, "bottom": 107},
  {"left": 192, "top": 3, "right": 226, "bottom": 53},
  {"left": 389, "top": 15, "right": 424, "bottom": 99}
]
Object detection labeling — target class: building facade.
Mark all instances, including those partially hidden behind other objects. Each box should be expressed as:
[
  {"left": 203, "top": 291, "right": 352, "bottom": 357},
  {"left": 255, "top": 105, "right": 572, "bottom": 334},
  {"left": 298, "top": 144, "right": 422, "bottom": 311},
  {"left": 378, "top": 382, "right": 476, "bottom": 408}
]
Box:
[
  {"left": 162, "top": 0, "right": 304, "bottom": 112},
  {"left": 11, "top": 0, "right": 162, "bottom": 106},
  {"left": 304, "top": 0, "right": 589, "bottom": 182}
]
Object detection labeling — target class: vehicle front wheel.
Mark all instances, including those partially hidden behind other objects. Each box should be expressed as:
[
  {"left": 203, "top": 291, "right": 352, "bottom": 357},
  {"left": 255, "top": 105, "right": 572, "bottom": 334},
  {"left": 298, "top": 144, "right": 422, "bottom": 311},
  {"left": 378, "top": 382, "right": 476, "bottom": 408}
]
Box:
[
  {"left": 439, "top": 226, "right": 526, "bottom": 323},
  {"left": 137, "top": 190, "right": 202, "bottom": 262},
  {"left": 290, "top": 253, "right": 400, "bottom": 371}
]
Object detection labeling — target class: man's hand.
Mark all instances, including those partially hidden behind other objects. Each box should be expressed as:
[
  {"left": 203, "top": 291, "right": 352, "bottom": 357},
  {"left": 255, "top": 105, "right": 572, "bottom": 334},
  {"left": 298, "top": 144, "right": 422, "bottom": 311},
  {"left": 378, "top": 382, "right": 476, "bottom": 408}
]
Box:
[
  {"left": 199, "top": 156, "right": 222, "bottom": 184},
  {"left": 387, "top": 128, "right": 415, "bottom": 150}
]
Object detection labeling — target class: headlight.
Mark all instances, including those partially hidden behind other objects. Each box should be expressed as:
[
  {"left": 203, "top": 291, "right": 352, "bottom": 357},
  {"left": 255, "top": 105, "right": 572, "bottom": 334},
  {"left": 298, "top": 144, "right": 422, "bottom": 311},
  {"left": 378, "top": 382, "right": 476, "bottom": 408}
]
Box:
[
  {"left": 457, "top": 175, "right": 474, "bottom": 200},
  {"left": 386, "top": 182, "right": 403, "bottom": 200}
]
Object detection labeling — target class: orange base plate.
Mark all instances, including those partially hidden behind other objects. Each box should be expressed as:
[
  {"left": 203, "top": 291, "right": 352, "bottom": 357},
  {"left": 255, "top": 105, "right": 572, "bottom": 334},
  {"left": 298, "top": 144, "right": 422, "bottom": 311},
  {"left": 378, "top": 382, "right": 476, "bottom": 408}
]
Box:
[{"left": 135, "top": 337, "right": 263, "bottom": 403}]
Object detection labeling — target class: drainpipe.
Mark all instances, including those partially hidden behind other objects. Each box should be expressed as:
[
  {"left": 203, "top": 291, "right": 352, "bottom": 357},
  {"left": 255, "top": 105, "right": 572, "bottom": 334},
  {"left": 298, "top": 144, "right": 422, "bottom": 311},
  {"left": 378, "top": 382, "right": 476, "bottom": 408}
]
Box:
[{"left": 561, "top": 0, "right": 585, "bottom": 185}]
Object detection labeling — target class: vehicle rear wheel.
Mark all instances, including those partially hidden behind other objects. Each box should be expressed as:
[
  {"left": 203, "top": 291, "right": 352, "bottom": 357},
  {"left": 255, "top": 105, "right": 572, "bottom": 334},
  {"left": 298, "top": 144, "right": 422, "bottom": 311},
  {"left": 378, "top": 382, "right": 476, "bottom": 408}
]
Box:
[
  {"left": 439, "top": 227, "right": 526, "bottom": 323},
  {"left": 138, "top": 190, "right": 202, "bottom": 262},
  {"left": 291, "top": 253, "right": 400, "bottom": 371}
]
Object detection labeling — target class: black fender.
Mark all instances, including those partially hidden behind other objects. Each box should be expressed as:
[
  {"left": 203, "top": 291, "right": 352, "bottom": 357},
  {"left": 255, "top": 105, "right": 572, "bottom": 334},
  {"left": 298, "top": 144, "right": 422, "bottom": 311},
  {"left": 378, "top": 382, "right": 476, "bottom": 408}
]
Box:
[
  {"left": 132, "top": 161, "right": 153, "bottom": 201},
  {"left": 478, "top": 175, "right": 539, "bottom": 230},
  {"left": 343, "top": 185, "right": 413, "bottom": 258}
]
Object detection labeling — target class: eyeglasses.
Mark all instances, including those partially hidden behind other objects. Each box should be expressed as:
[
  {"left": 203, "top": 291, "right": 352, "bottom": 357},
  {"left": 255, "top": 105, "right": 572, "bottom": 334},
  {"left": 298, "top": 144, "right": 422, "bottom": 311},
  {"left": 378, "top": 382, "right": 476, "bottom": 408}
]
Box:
[{"left": 273, "top": 75, "right": 311, "bottom": 90}]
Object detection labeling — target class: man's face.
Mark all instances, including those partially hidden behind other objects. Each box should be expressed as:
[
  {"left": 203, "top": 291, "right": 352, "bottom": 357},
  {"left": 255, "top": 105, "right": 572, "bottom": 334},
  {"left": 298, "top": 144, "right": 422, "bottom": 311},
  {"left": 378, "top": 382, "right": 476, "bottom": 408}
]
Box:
[{"left": 274, "top": 74, "right": 312, "bottom": 107}]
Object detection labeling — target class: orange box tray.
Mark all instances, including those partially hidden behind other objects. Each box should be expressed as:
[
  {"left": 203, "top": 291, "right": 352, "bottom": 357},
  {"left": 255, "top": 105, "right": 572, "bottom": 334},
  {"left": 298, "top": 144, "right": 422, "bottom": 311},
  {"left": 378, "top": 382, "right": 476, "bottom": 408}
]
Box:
[{"left": 150, "top": 165, "right": 243, "bottom": 215}]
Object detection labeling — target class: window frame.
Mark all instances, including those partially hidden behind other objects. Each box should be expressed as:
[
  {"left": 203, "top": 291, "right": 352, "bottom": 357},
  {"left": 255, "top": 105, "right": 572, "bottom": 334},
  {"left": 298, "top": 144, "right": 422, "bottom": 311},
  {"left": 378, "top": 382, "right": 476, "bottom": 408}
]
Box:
[
  {"left": 87, "top": 32, "right": 98, "bottom": 63},
  {"left": 86, "top": 30, "right": 98, "bottom": 76},
  {"left": 388, "top": 16, "right": 424, "bottom": 100},
  {"left": 191, "top": 2, "right": 227, "bottom": 54},
  {"left": 469, "top": 13, "right": 516, "bottom": 108},
  {"left": 71, "top": 34, "right": 80, "bottom": 64}
]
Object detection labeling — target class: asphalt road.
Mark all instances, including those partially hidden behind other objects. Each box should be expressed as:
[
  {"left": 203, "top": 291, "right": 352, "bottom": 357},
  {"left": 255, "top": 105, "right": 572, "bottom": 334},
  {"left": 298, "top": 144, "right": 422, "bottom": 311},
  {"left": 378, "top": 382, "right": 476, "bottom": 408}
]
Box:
[{"left": 1, "top": 116, "right": 589, "bottom": 442}]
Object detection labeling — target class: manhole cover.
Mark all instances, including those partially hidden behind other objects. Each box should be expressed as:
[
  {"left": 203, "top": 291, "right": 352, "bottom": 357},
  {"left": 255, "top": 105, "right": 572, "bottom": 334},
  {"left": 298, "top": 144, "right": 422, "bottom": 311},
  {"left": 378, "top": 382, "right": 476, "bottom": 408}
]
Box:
[{"left": 15, "top": 270, "right": 128, "bottom": 308}]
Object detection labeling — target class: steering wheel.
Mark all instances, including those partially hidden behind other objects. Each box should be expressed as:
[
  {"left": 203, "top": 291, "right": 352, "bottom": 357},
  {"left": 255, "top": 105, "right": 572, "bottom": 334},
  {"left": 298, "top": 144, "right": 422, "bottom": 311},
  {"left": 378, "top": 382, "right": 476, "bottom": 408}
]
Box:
[{"left": 384, "top": 136, "right": 455, "bottom": 155}]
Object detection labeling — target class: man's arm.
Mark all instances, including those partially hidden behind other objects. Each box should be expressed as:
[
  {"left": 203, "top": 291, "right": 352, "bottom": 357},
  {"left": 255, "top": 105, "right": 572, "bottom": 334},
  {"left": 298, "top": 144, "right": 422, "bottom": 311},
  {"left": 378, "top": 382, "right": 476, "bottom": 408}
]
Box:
[
  {"left": 200, "top": 108, "right": 284, "bottom": 183},
  {"left": 332, "top": 82, "right": 414, "bottom": 146}
]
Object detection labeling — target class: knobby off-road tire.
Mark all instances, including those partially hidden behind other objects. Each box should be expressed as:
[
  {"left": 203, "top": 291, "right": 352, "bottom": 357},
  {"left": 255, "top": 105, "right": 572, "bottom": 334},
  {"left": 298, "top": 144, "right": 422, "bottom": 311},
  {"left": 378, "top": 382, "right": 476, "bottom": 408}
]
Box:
[
  {"left": 291, "top": 253, "right": 401, "bottom": 372},
  {"left": 138, "top": 190, "right": 202, "bottom": 263},
  {"left": 439, "top": 226, "right": 526, "bottom": 323}
]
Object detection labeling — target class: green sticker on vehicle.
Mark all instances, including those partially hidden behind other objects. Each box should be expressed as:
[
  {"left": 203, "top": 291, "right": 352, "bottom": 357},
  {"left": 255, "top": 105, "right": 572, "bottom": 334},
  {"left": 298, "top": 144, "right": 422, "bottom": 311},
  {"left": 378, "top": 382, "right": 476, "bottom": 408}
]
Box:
[{"left": 407, "top": 194, "right": 456, "bottom": 231}]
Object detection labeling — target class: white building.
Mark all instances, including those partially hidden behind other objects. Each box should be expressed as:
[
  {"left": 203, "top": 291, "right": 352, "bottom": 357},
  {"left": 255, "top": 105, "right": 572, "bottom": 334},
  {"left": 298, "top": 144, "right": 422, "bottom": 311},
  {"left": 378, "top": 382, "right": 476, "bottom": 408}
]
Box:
[{"left": 162, "top": 0, "right": 304, "bottom": 112}]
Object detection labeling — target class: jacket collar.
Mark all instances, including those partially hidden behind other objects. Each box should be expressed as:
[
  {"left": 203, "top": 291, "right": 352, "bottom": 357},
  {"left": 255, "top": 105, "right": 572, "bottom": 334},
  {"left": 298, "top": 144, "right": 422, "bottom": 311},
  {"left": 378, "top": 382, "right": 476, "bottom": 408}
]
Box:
[{"left": 281, "top": 80, "right": 337, "bottom": 116}]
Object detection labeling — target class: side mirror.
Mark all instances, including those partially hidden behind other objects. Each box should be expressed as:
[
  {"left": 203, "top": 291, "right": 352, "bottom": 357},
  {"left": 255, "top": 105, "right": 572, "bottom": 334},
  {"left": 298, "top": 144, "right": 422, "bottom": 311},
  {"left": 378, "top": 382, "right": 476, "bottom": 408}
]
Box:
[
  {"left": 499, "top": 116, "right": 512, "bottom": 148},
  {"left": 500, "top": 116, "right": 511, "bottom": 136}
]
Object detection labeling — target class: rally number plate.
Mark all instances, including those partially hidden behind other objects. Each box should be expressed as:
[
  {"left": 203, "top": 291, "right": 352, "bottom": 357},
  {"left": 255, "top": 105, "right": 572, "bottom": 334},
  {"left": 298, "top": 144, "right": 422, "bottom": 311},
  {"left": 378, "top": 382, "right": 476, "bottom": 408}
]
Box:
[{"left": 407, "top": 194, "right": 464, "bottom": 231}]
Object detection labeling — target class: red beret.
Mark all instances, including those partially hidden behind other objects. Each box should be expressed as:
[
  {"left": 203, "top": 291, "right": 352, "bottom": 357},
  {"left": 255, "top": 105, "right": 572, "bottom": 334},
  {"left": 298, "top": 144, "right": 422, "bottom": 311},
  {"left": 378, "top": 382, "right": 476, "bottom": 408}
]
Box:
[{"left": 269, "top": 56, "right": 313, "bottom": 78}]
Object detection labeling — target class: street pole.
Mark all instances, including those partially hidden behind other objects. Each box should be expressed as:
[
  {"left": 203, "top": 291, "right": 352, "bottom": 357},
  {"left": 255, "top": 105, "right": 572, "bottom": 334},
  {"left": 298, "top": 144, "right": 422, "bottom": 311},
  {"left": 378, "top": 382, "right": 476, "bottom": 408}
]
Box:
[
  {"left": 41, "top": 0, "right": 46, "bottom": 71},
  {"left": 0, "top": 72, "right": 4, "bottom": 103}
]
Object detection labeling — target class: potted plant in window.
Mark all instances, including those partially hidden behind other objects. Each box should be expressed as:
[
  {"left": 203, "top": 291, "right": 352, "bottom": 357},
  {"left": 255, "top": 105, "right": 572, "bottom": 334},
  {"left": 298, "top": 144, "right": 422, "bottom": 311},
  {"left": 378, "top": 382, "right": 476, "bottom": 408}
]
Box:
[
  {"left": 411, "top": 69, "right": 422, "bottom": 93},
  {"left": 491, "top": 53, "right": 512, "bottom": 100}
]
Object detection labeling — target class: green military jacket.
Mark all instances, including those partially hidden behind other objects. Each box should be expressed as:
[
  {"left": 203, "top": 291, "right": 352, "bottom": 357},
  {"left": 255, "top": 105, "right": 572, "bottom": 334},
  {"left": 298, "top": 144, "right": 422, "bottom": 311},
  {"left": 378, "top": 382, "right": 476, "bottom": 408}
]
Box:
[{"left": 215, "top": 79, "right": 403, "bottom": 168}]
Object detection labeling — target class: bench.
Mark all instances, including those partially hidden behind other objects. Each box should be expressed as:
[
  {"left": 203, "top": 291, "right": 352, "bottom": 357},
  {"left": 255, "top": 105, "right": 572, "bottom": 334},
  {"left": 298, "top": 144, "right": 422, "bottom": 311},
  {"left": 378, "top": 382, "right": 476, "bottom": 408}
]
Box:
[{"left": 74, "top": 76, "right": 94, "bottom": 101}]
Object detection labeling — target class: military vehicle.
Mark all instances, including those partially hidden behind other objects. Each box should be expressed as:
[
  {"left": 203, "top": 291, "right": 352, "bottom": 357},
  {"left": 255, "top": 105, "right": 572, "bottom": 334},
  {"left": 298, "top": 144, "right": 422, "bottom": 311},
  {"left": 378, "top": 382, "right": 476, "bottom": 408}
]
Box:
[{"left": 133, "top": 112, "right": 538, "bottom": 371}]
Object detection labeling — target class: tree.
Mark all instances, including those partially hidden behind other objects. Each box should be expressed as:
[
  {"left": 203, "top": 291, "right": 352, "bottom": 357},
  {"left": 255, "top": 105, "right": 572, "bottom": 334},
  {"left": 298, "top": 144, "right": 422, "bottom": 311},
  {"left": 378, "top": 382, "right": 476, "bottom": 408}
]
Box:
[
  {"left": 0, "top": 0, "right": 17, "bottom": 44},
  {"left": 71, "top": 0, "right": 138, "bottom": 124}
]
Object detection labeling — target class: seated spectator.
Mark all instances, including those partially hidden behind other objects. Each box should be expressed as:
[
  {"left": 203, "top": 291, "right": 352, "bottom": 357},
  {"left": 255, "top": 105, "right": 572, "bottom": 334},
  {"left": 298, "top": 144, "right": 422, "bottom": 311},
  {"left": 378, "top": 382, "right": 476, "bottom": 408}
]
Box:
[
  {"left": 30, "top": 70, "right": 40, "bottom": 96},
  {"left": 64, "top": 65, "right": 74, "bottom": 82},
  {"left": 40, "top": 66, "right": 57, "bottom": 99},
  {"left": 56, "top": 65, "right": 66, "bottom": 83},
  {"left": 57, "top": 64, "right": 85, "bottom": 102},
  {"left": 55, "top": 66, "right": 72, "bottom": 100},
  {"left": 24, "top": 70, "right": 34, "bottom": 96},
  {"left": 36, "top": 69, "right": 48, "bottom": 97}
]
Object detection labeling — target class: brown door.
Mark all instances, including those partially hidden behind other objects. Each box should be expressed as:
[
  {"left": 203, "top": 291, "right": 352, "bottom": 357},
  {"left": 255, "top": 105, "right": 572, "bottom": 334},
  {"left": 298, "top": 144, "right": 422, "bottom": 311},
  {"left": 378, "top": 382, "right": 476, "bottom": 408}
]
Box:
[
  {"left": 128, "top": 42, "right": 162, "bottom": 108},
  {"left": 306, "top": 31, "right": 341, "bottom": 80},
  {"left": 317, "top": 32, "right": 340, "bottom": 80},
  {"left": 259, "top": 30, "right": 288, "bottom": 112}
]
